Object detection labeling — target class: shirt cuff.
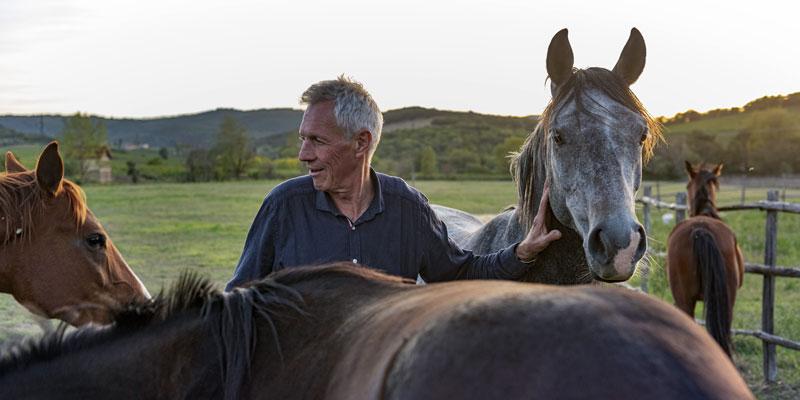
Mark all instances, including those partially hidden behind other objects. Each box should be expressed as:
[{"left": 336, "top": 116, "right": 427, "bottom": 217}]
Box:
[{"left": 497, "top": 242, "right": 533, "bottom": 280}]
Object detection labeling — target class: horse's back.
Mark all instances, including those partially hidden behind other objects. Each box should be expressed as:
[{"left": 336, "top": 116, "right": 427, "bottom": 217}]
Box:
[
  {"left": 329, "top": 281, "right": 752, "bottom": 399},
  {"left": 431, "top": 204, "right": 523, "bottom": 253},
  {"left": 667, "top": 216, "right": 744, "bottom": 289},
  {"left": 429, "top": 204, "right": 484, "bottom": 244}
]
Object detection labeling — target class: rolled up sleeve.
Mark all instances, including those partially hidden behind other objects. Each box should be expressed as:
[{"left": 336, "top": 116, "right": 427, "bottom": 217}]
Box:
[{"left": 419, "top": 205, "right": 531, "bottom": 282}]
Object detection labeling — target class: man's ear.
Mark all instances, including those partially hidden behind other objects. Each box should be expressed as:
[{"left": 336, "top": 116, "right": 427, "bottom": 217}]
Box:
[{"left": 354, "top": 130, "right": 373, "bottom": 157}]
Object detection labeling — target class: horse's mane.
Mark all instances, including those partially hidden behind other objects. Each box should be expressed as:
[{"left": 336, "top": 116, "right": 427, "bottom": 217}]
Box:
[
  {"left": 690, "top": 169, "right": 721, "bottom": 219},
  {"left": 511, "top": 67, "right": 663, "bottom": 229},
  {"left": 0, "top": 263, "right": 406, "bottom": 398},
  {"left": 0, "top": 170, "right": 87, "bottom": 244}
]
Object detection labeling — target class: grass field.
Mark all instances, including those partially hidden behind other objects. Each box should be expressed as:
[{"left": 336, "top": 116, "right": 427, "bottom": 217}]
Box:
[{"left": 0, "top": 178, "right": 798, "bottom": 398}]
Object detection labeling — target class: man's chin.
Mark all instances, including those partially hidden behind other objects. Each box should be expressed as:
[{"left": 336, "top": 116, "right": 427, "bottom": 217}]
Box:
[{"left": 309, "top": 176, "right": 326, "bottom": 191}]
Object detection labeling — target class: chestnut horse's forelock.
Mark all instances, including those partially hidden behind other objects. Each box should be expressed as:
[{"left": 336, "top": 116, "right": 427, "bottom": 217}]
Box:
[{"left": 0, "top": 171, "right": 88, "bottom": 245}]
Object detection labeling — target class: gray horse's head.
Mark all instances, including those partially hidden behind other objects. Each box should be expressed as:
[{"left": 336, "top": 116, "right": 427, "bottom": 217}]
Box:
[{"left": 516, "top": 28, "right": 661, "bottom": 282}]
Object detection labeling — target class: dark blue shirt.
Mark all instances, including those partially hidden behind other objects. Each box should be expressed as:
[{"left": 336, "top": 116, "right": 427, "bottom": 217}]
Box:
[{"left": 226, "top": 170, "right": 531, "bottom": 290}]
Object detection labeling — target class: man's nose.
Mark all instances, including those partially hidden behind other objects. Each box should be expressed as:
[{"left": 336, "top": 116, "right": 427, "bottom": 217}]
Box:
[{"left": 298, "top": 140, "right": 314, "bottom": 161}]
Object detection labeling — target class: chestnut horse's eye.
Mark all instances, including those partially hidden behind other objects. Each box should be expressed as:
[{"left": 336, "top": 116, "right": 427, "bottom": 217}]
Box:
[{"left": 86, "top": 233, "right": 106, "bottom": 249}]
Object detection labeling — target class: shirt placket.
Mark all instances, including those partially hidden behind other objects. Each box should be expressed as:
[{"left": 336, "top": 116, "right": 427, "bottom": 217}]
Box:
[{"left": 346, "top": 217, "right": 360, "bottom": 264}]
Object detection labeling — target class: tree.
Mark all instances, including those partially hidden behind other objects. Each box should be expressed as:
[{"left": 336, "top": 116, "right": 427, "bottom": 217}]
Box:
[
  {"left": 418, "top": 145, "right": 438, "bottom": 177},
  {"left": 61, "top": 113, "right": 108, "bottom": 181},
  {"left": 213, "top": 116, "right": 254, "bottom": 179},
  {"left": 159, "top": 147, "right": 169, "bottom": 160},
  {"left": 185, "top": 149, "right": 215, "bottom": 182},
  {"left": 743, "top": 109, "right": 799, "bottom": 174},
  {"left": 492, "top": 136, "right": 524, "bottom": 173},
  {"left": 126, "top": 161, "right": 140, "bottom": 184}
]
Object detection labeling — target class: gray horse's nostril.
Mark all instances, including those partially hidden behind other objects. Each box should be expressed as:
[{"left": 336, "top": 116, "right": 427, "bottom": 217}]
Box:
[
  {"left": 587, "top": 227, "right": 612, "bottom": 265},
  {"left": 635, "top": 224, "right": 647, "bottom": 259}
]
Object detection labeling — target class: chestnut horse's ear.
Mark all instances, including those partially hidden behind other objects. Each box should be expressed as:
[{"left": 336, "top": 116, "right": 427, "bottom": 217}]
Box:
[
  {"left": 547, "top": 28, "right": 574, "bottom": 91},
  {"left": 35, "top": 142, "right": 64, "bottom": 196},
  {"left": 684, "top": 160, "right": 696, "bottom": 178},
  {"left": 612, "top": 28, "right": 646, "bottom": 86},
  {"left": 5, "top": 151, "right": 27, "bottom": 173},
  {"left": 713, "top": 163, "right": 723, "bottom": 176}
]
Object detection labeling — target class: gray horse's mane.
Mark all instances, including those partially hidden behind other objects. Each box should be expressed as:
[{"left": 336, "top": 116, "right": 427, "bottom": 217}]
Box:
[{"left": 511, "top": 67, "right": 662, "bottom": 230}]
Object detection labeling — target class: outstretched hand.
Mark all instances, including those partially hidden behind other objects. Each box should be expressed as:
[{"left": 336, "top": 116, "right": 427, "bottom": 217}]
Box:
[{"left": 516, "top": 183, "right": 562, "bottom": 263}]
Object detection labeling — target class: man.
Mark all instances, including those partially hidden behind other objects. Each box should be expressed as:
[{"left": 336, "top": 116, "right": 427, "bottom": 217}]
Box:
[{"left": 226, "top": 76, "right": 560, "bottom": 290}]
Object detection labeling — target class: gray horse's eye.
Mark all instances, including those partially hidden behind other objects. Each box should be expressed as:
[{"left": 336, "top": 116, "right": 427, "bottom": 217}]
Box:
[
  {"left": 552, "top": 129, "right": 563, "bottom": 145},
  {"left": 639, "top": 127, "right": 648, "bottom": 144}
]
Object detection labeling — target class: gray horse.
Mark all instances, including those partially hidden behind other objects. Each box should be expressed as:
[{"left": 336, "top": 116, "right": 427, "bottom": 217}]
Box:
[{"left": 433, "top": 28, "right": 661, "bottom": 284}]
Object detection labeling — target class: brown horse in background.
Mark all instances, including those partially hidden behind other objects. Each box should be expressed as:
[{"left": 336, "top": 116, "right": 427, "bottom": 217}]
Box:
[
  {"left": 0, "top": 263, "right": 753, "bottom": 399},
  {"left": 667, "top": 162, "right": 745, "bottom": 356},
  {"left": 1, "top": 142, "right": 150, "bottom": 326}
]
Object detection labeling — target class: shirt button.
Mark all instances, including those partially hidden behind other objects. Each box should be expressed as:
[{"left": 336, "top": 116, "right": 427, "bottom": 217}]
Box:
[{"left": 352, "top": 259, "right": 358, "bottom": 263}]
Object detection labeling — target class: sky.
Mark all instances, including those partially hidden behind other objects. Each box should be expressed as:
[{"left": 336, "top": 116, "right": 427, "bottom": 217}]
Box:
[{"left": 1, "top": 0, "right": 798, "bottom": 119}]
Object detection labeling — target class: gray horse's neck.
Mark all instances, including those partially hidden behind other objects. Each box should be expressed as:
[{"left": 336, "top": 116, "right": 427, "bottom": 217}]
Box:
[
  {"left": 517, "top": 127, "right": 591, "bottom": 284},
  {"left": 461, "top": 128, "right": 591, "bottom": 285}
]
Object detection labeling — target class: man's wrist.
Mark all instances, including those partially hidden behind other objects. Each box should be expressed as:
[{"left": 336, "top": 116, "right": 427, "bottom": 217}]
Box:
[{"left": 516, "top": 243, "right": 538, "bottom": 264}]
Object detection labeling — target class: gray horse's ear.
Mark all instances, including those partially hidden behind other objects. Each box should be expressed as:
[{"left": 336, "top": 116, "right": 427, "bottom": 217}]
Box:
[
  {"left": 5, "top": 151, "right": 27, "bottom": 173},
  {"left": 612, "top": 28, "right": 646, "bottom": 86},
  {"left": 35, "top": 141, "right": 64, "bottom": 196},
  {"left": 713, "top": 163, "right": 723, "bottom": 176},
  {"left": 684, "top": 160, "right": 696, "bottom": 178},
  {"left": 547, "top": 28, "right": 574, "bottom": 90}
]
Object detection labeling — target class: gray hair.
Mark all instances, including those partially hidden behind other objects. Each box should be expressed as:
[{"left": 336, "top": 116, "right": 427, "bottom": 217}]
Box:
[{"left": 300, "top": 75, "right": 383, "bottom": 158}]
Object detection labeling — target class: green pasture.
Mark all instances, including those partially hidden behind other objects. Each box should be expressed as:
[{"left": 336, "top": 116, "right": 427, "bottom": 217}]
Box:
[{"left": 0, "top": 178, "right": 798, "bottom": 398}]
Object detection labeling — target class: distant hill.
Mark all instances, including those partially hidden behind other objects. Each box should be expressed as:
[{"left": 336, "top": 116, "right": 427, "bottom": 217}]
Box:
[
  {"left": 0, "top": 106, "right": 534, "bottom": 150},
  {"left": 0, "top": 108, "right": 305, "bottom": 148},
  {"left": 3, "top": 91, "right": 799, "bottom": 179},
  {"left": 0, "top": 123, "right": 51, "bottom": 146},
  {"left": 648, "top": 92, "right": 800, "bottom": 178}
]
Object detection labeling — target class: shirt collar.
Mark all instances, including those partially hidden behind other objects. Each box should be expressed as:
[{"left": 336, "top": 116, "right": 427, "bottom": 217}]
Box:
[{"left": 315, "top": 168, "right": 385, "bottom": 223}]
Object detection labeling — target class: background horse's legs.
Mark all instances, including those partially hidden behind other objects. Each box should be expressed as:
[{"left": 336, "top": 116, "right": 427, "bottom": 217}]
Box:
[{"left": 674, "top": 296, "right": 697, "bottom": 319}]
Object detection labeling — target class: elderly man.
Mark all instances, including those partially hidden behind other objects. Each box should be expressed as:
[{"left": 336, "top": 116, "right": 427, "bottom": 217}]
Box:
[{"left": 226, "top": 76, "right": 560, "bottom": 289}]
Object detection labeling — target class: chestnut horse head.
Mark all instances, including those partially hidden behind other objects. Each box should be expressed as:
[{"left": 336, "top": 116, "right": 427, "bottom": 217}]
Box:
[{"left": 0, "top": 142, "right": 149, "bottom": 325}]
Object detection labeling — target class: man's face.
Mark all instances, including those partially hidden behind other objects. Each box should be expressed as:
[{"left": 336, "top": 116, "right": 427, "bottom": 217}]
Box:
[{"left": 298, "top": 101, "right": 360, "bottom": 192}]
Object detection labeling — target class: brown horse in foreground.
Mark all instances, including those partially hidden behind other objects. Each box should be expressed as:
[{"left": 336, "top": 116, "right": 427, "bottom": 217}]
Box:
[
  {"left": 0, "top": 263, "right": 752, "bottom": 399},
  {"left": 1, "top": 142, "right": 150, "bottom": 326},
  {"left": 667, "top": 162, "right": 745, "bottom": 356}
]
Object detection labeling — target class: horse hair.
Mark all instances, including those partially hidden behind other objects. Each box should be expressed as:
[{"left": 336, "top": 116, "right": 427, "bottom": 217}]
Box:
[
  {"left": 510, "top": 67, "right": 662, "bottom": 230},
  {"left": 690, "top": 169, "right": 721, "bottom": 219},
  {"left": 0, "top": 263, "right": 406, "bottom": 399},
  {"left": 0, "top": 170, "right": 87, "bottom": 245}
]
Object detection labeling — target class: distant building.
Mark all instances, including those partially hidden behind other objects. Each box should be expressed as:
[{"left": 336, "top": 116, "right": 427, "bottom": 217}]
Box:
[
  {"left": 85, "top": 146, "right": 113, "bottom": 184},
  {"left": 121, "top": 142, "right": 151, "bottom": 151}
]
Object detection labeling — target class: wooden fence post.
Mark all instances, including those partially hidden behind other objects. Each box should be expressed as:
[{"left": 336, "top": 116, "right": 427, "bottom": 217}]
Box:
[
  {"left": 741, "top": 184, "right": 746, "bottom": 205},
  {"left": 656, "top": 181, "right": 661, "bottom": 208},
  {"left": 675, "top": 192, "right": 686, "bottom": 223},
  {"left": 641, "top": 186, "right": 652, "bottom": 293},
  {"left": 763, "top": 190, "right": 779, "bottom": 382}
]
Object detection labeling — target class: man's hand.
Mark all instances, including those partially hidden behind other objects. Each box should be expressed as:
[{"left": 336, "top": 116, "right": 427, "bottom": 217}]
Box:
[{"left": 516, "top": 183, "right": 562, "bottom": 262}]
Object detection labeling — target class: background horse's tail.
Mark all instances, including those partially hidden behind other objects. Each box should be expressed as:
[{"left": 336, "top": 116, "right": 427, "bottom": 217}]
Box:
[{"left": 693, "top": 227, "right": 732, "bottom": 357}]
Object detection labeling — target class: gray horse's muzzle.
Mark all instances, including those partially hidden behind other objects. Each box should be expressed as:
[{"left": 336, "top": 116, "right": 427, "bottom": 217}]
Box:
[{"left": 585, "top": 215, "right": 646, "bottom": 282}]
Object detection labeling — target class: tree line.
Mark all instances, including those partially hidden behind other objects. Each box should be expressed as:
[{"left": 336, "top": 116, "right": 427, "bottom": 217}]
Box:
[{"left": 53, "top": 96, "right": 800, "bottom": 183}]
